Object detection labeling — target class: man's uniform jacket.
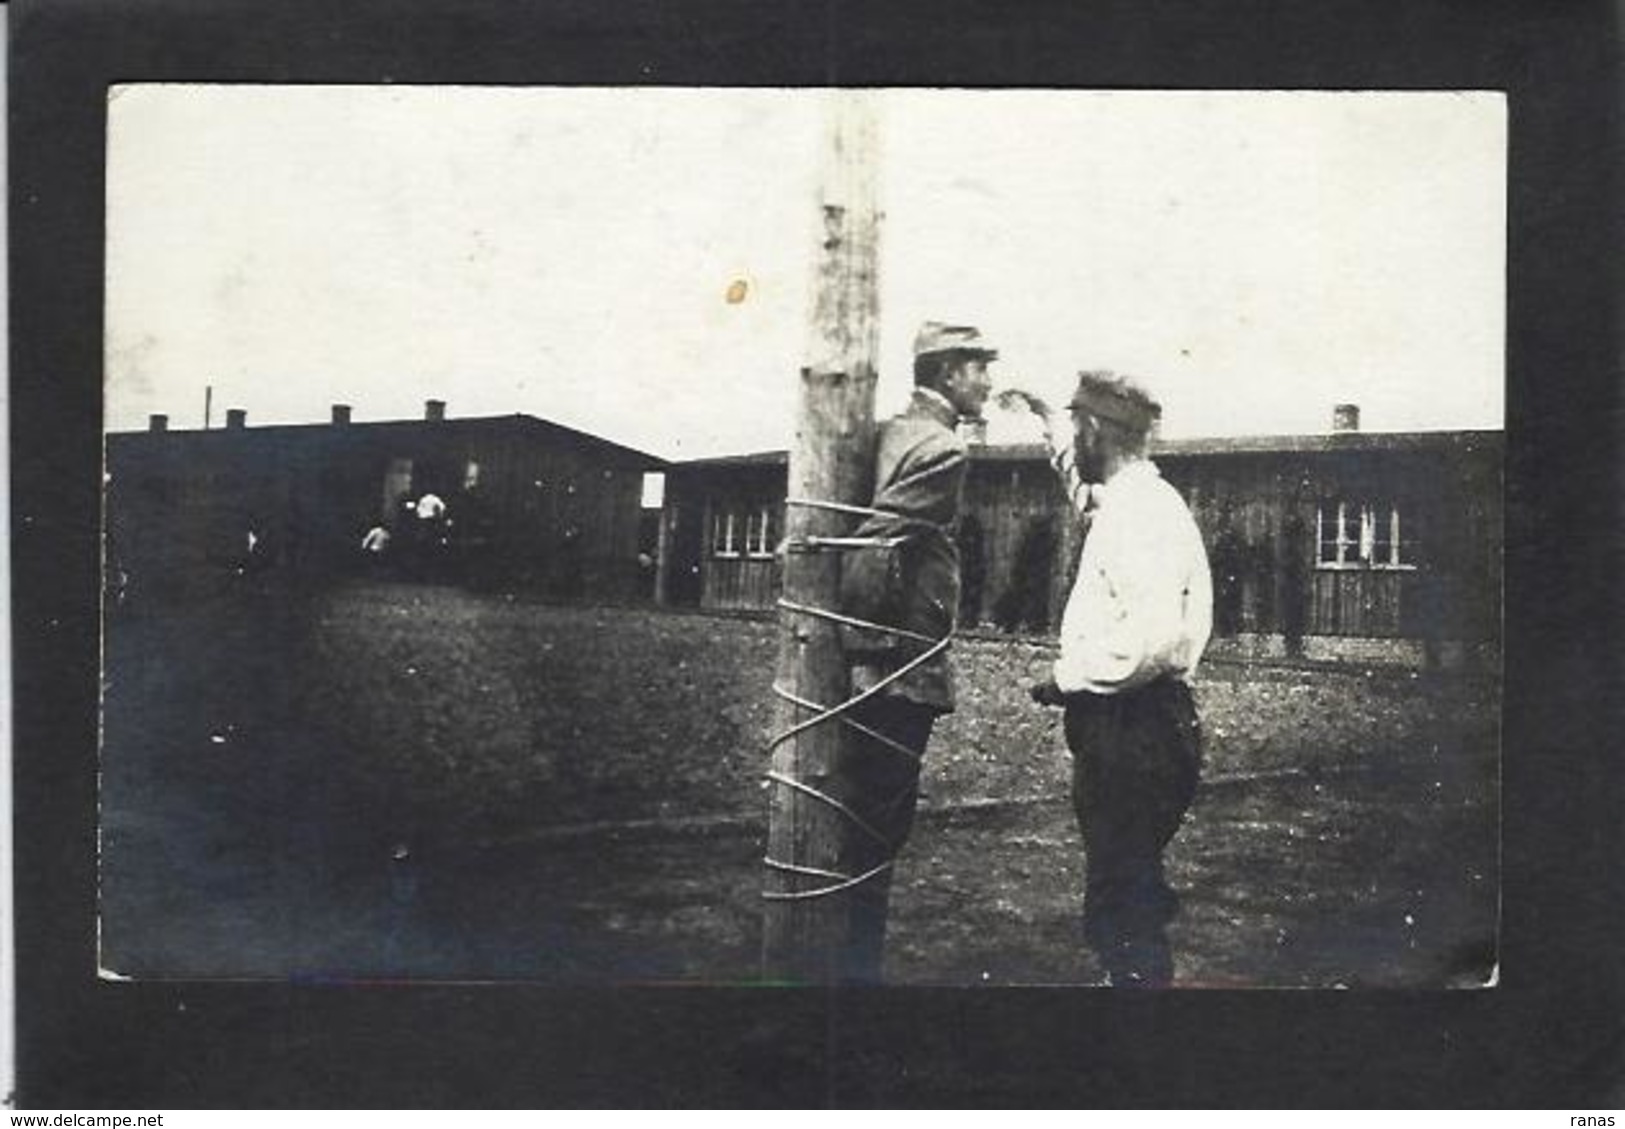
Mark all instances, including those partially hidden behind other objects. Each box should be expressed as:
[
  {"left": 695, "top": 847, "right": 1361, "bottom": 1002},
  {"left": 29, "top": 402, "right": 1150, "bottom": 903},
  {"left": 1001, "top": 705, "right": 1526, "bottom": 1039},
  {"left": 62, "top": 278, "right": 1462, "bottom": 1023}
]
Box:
[{"left": 840, "top": 389, "right": 969, "bottom": 713}]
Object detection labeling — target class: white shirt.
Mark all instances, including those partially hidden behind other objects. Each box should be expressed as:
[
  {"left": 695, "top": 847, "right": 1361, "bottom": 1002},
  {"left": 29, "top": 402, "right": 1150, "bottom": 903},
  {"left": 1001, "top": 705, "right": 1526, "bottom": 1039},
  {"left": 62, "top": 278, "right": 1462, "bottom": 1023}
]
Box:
[{"left": 1050, "top": 455, "right": 1213, "bottom": 694}]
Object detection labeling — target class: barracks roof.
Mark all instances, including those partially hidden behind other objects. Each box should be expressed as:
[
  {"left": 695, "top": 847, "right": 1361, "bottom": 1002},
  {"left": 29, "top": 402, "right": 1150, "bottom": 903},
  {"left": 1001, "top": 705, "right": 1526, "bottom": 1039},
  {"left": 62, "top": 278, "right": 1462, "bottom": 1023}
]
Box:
[
  {"left": 107, "top": 412, "right": 668, "bottom": 469},
  {"left": 669, "top": 428, "right": 1503, "bottom": 471}
]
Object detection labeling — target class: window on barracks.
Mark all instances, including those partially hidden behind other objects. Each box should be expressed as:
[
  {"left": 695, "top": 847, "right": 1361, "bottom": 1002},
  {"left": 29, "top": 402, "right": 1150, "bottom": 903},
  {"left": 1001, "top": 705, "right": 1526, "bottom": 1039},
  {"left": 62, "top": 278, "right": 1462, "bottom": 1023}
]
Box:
[
  {"left": 711, "top": 502, "right": 778, "bottom": 560},
  {"left": 1316, "top": 499, "right": 1413, "bottom": 570},
  {"left": 711, "top": 509, "right": 739, "bottom": 558},
  {"left": 744, "top": 504, "right": 777, "bottom": 559}
]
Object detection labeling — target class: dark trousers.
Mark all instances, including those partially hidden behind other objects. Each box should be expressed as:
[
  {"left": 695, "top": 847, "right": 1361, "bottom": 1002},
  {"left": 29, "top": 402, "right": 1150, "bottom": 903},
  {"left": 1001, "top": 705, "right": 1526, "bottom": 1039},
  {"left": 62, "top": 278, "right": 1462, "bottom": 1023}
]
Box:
[
  {"left": 838, "top": 694, "right": 937, "bottom": 983},
  {"left": 1064, "top": 680, "right": 1203, "bottom": 987}
]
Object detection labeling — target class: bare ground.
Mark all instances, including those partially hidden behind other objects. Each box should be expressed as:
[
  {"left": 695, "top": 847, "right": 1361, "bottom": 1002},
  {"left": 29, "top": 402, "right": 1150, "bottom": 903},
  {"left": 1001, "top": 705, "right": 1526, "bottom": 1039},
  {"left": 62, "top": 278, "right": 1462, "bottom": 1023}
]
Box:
[{"left": 98, "top": 577, "right": 1498, "bottom": 987}]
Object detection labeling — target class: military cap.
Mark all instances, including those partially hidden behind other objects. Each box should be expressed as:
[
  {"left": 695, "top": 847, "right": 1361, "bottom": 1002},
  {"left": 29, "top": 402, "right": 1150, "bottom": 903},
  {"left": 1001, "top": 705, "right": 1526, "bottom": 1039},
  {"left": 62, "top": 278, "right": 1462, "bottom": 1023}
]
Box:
[
  {"left": 913, "top": 321, "right": 999, "bottom": 361},
  {"left": 1067, "top": 370, "right": 1162, "bottom": 433}
]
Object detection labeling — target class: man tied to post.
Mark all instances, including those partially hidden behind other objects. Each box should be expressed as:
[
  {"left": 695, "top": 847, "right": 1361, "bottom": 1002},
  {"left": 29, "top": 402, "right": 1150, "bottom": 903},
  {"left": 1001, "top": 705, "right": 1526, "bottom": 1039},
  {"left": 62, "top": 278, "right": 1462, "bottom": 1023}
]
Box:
[
  {"left": 1004, "top": 372, "right": 1213, "bottom": 988},
  {"left": 833, "top": 321, "right": 995, "bottom": 983}
]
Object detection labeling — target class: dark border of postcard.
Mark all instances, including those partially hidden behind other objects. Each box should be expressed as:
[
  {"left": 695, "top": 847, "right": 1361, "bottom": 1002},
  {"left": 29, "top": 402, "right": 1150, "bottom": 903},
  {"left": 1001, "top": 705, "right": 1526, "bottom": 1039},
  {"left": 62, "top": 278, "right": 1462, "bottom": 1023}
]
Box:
[{"left": 11, "top": 0, "right": 1624, "bottom": 1107}]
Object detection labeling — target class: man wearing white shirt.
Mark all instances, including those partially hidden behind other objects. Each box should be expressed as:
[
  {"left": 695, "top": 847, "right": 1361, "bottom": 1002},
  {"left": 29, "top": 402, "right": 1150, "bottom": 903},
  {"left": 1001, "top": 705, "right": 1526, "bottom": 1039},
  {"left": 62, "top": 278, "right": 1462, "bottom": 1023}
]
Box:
[{"left": 1005, "top": 371, "right": 1212, "bottom": 987}]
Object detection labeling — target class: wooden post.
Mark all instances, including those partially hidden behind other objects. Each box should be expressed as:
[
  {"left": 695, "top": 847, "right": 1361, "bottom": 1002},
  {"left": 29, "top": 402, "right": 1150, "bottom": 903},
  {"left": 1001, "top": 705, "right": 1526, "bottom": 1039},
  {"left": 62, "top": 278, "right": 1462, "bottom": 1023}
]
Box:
[
  {"left": 654, "top": 500, "right": 673, "bottom": 606},
  {"left": 761, "top": 92, "right": 882, "bottom": 981}
]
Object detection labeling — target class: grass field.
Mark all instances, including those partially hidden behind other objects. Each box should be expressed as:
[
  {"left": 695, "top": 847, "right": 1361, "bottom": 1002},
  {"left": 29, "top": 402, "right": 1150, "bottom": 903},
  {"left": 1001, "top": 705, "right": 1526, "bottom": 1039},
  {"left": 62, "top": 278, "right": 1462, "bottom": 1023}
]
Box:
[{"left": 99, "top": 576, "right": 1499, "bottom": 986}]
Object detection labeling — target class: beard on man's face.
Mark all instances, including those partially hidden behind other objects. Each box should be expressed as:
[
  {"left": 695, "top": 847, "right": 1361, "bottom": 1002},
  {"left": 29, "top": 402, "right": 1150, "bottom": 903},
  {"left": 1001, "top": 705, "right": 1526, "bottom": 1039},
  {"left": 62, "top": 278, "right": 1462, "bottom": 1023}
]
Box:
[{"left": 1073, "top": 433, "right": 1108, "bottom": 482}]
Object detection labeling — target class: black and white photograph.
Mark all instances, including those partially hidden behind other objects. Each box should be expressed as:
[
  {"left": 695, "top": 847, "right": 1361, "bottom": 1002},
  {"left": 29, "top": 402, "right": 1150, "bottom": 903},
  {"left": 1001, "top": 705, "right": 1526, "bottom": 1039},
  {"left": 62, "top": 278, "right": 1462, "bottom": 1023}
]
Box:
[
  {"left": 13, "top": 0, "right": 1625, "bottom": 1108},
  {"left": 95, "top": 85, "right": 1507, "bottom": 990}
]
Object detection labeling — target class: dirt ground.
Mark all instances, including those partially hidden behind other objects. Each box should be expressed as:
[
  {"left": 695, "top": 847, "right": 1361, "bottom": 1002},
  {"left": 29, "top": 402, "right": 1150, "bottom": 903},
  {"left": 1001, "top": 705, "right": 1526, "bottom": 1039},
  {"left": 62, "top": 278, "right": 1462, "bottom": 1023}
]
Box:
[{"left": 98, "top": 576, "right": 1499, "bottom": 987}]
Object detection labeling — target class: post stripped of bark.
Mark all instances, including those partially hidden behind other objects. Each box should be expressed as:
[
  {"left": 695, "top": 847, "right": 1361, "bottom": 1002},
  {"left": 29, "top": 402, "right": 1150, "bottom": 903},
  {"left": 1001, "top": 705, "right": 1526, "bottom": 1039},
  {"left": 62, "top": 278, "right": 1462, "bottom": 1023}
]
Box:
[{"left": 761, "top": 93, "right": 882, "bottom": 982}]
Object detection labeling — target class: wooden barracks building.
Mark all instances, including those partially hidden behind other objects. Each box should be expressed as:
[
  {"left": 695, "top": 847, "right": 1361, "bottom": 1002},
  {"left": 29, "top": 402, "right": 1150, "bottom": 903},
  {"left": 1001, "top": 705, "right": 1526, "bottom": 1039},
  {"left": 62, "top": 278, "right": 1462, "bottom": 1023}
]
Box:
[
  {"left": 106, "top": 399, "right": 1501, "bottom": 666},
  {"left": 104, "top": 400, "right": 666, "bottom": 603},
  {"left": 657, "top": 406, "right": 1502, "bottom": 667}
]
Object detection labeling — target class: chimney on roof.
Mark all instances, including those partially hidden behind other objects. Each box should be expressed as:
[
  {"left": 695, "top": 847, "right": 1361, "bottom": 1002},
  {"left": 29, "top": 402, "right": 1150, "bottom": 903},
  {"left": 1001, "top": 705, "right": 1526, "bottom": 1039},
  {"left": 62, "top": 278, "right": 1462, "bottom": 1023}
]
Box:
[
  {"left": 148, "top": 413, "right": 169, "bottom": 432},
  {"left": 225, "top": 408, "right": 247, "bottom": 430},
  {"left": 1332, "top": 403, "right": 1360, "bottom": 433},
  {"left": 957, "top": 417, "right": 988, "bottom": 446},
  {"left": 331, "top": 404, "right": 352, "bottom": 426},
  {"left": 425, "top": 399, "right": 446, "bottom": 422}
]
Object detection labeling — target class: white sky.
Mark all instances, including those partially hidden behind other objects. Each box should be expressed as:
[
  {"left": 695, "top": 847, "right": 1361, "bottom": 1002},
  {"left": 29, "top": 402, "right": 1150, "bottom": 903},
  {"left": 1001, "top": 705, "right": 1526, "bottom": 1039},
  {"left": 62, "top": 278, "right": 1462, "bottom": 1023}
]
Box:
[{"left": 106, "top": 86, "right": 1505, "bottom": 459}]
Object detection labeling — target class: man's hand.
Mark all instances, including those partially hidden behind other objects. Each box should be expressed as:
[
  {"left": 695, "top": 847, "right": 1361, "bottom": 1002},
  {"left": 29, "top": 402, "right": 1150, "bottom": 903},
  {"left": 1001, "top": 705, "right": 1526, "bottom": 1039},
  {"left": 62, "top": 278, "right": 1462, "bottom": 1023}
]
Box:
[
  {"left": 996, "top": 387, "right": 1053, "bottom": 419},
  {"left": 996, "top": 388, "right": 1058, "bottom": 444},
  {"left": 1029, "top": 678, "right": 1066, "bottom": 707}
]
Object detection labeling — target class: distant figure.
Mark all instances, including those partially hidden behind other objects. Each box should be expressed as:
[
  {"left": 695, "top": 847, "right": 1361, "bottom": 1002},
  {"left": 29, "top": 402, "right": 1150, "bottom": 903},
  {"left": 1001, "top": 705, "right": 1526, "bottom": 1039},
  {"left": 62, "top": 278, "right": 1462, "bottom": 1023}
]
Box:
[
  {"left": 415, "top": 492, "right": 446, "bottom": 522},
  {"left": 1010, "top": 371, "right": 1213, "bottom": 988},
  {"left": 410, "top": 493, "right": 453, "bottom": 579},
  {"left": 361, "top": 524, "right": 392, "bottom": 574}
]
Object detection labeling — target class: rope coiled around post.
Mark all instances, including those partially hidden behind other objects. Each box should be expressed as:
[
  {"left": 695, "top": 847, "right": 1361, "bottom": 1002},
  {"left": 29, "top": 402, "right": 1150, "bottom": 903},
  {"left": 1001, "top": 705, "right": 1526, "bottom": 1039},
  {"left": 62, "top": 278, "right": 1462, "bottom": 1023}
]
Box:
[{"left": 762, "top": 494, "right": 953, "bottom": 902}]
